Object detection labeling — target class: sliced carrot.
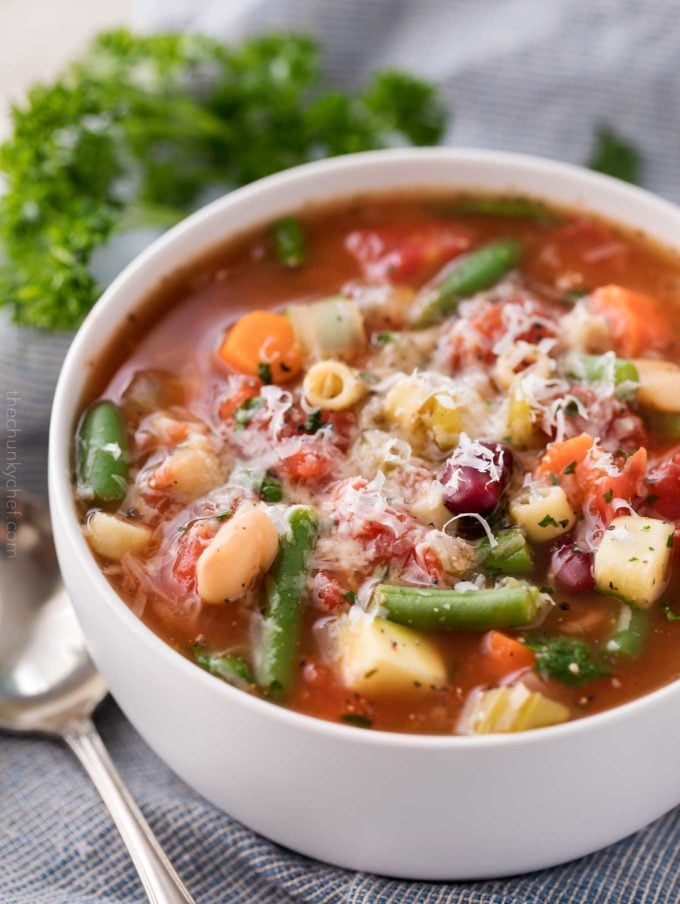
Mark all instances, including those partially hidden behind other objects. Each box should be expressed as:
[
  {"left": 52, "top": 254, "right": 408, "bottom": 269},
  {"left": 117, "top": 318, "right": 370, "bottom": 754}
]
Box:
[
  {"left": 589, "top": 284, "right": 670, "bottom": 358},
  {"left": 537, "top": 433, "right": 594, "bottom": 480},
  {"left": 219, "top": 311, "right": 302, "bottom": 384},
  {"left": 481, "top": 631, "right": 536, "bottom": 682}
]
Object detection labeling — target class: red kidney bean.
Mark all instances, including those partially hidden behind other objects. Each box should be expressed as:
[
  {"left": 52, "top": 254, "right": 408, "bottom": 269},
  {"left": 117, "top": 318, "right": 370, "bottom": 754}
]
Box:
[
  {"left": 441, "top": 442, "right": 513, "bottom": 518},
  {"left": 551, "top": 543, "right": 594, "bottom": 592}
]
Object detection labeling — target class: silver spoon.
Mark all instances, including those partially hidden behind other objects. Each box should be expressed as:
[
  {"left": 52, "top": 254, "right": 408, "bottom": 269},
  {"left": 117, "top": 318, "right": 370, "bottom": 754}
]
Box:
[{"left": 0, "top": 495, "right": 195, "bottom": 904}]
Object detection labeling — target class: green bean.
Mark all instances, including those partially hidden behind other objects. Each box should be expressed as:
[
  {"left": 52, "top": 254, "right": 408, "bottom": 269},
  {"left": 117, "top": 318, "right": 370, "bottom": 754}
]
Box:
[
  {"left": 568, "top": 353, "right": 639, "bottom": 398},
  {"left": 453, "top": 197, "right": 556, "bottom": 224},
  {"left": 193, "top": 648, "right": 254, "bottom": 687},
  {"left": 411, "top": 239, "right": 522, "bottom": 327},
  {"left": 77, "top": 401, "right": 129, "bottom": 503},
  {"left": 257, "top": 506, "right": 318, "bottom": 697},
  {"left": 478, "top": 528, "right": 534, "bottom": 576},
  {"left": 375, "top": 581, "right": 546, "bottom": 631},
  {"left": 273, "top": 216, "right": 306, "bottom": 267},
  {"left": 606, "top": 606, "right": 649, "bottom": 658}
]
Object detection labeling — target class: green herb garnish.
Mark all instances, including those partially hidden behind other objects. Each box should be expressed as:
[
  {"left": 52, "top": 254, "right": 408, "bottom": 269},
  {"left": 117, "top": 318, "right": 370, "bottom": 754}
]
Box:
[
  {"left": 305, "top": 409, "right": 325, "bottom": 433},
  {"left": 525, "top": 635, "right": 611, "bottom": 686},
  {"left": 273, "top": 216, "right": 306, "bottom": 268},
  {"left": 234, "top": 395, "right": 264, "bottom": 428},
  {"left": 340, "top": 714, "right": 373, "bottom": 729},
  {"left": 260, "top": 471, "right": 284, "bottom": 503},
  {"left": 588, "top": 125, "right": 642, "bottom": 185},
  {"left": 0, "top": 29, "right": 447, "bottom": 330},
  {"left": 258, "top": 362, "right": 272, "bottom": 384},
  {"left": 373, "top": 331, "right": 397, "bottom": 346},
  {"left": 192, "top": 647, "right": 255, "bottom": 687}
]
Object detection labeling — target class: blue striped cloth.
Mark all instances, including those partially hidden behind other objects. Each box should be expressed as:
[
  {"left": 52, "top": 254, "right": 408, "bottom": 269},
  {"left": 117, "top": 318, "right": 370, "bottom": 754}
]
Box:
[{"left": 3, "top": 0, "right": 680, "bottom": 899}]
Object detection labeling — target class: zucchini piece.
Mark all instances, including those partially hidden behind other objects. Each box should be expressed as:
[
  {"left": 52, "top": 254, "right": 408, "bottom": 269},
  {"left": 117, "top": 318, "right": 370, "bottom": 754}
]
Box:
[
  {"left": 458, "top": 684, "right": 569, "bottom": 734},
  {"left": 287, "top": 296, "right": 366, "bottom": 357}
]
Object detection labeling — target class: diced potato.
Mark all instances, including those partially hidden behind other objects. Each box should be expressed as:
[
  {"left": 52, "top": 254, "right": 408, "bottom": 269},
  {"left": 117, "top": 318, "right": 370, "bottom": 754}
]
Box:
[
  {"left": 504, "top": 381, "right": 537, "bottom": 448},
  {"left": 336, "top": 611, "right": 446, "bottom": 694},
  {"left": 383, "top": 375, "right": 462, "bottom": 450},
  {"left": 196, "top": 506, "right": 279, "bottom": 604},
  {"left": 493, "top": 341, "right": 553, "bottom": 390},
  {"left": 152, "top": 436, "right": 221, "bottom": 499},
  {"left": 409, "top": 481, "right": 451, "bottom": 529},
  {"left": 633, "top": 358, "right": 680, "bottom": 413},
  {"left": 85, "top": 511, "right": 151, "bottom": 560},
  {"left": 458, "top": 683, "right": 570, "bottom": 734},
  {"left": 424, "top": 394, "right": 462, "bottom": 450},
  {"left": 594, "top": 515, "right": 673, "bottom": 608},
  {"left": 383, "top": 376, "right": 431, "bottom": 428},
  {"left": 509, "top": 483, "right": 575, "bottom": 542}
]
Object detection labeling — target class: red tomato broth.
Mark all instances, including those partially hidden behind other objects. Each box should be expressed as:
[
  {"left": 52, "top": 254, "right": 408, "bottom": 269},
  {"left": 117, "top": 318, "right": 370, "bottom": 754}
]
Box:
[{"left": 76, "top": 193, "right": 680, "bottom": 735}]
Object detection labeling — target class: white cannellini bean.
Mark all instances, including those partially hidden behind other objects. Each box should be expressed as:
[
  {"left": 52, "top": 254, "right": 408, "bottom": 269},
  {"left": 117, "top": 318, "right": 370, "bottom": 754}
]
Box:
[
  {"left": 196, "top": 506, "right": 279, "bottom": 604},
  {"left": 152, "top": 435, "right": 221, "bottom": 499},
  {"left": 85, "top": 512, "right": 152, "bottom": 560},
  {"left": 633, "top": 358, "right": 680, "bottom": 413}
]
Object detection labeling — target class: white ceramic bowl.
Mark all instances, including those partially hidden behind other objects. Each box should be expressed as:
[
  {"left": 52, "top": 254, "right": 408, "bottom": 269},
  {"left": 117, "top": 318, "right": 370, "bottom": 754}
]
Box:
[{"left": 49, "top": 149, "right": 680, "bottom": 880}]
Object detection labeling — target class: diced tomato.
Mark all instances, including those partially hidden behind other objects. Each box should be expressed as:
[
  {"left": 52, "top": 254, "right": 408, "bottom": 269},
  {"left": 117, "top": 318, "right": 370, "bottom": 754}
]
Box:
[
  {"left": 346, "top": 221, "right": 472, "bottom": 283},
  {"left": 172, "top": 521, "right": 214, "bottom": 592},
  {"left": 539, "top": 435, "right": 647, "bottom": 527},
  {"left": 412, "top": 545, "right": 445, "bottom": 584},
  {"left": 449, "top": 299, "right": 557, "bottom": 369},
  {"left": 576, "top": 448, "right": 647, "bottom": 526},
  {"left": 219, "top": 375, "right": 263, "bottom": 421},
  {"left": 645, "top": 449, "right": 680, "bottom": 521},
  {"left": 311, "top": 571, "right": 350, "bottom": 613},
  {"left": 279, "top": 446, "right": 334, "bottom": 480}
]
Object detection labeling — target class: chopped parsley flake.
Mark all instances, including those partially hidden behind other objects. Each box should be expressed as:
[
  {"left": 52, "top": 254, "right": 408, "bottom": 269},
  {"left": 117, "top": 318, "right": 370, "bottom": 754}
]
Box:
[
  {"left": 340, "top": 714, "right": 373, "bottom": 728},
  {"left": 563, "top": 461, "right": 577, "bottom": 475},
  {"left": 525, "top": 635, "right": 611, "bottom": 686},
  {"left": 305, "top": 409, "right": 325, "bottom": 433},
  {"left": 538, "top": 514, "right": 560, "bottom": 528},
  {"left": 258, "top": 362, "right": 272, "bottom": 384}
]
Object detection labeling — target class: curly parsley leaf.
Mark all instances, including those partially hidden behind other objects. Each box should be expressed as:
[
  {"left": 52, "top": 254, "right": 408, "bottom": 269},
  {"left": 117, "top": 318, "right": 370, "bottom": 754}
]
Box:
[
  {"left": 0, "top": 29, "right": 448, "bottom": 330},
  {"left": 588, "top": 125, "right": 642, "bottom": 185}
]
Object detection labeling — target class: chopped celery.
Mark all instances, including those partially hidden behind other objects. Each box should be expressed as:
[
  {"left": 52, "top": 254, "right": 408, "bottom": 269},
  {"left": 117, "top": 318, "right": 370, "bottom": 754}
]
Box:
[
  {"left": 288, "top": 296, "right": 366, "bottom": 357},
  {"left": 567, "top": 352, "right": 639, "bottom": 399}
]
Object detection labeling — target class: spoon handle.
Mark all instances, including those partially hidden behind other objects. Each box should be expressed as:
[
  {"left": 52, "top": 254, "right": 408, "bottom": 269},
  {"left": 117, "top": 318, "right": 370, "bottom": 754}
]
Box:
[{"left": 63, "top": 718, "right": 195, "bottom": 904}]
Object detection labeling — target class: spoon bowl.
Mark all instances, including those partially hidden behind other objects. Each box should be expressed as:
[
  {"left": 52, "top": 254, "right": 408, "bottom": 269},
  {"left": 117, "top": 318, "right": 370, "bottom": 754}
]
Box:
[{"left": 0, "top": 494, "right": 194, "bottom": 903}]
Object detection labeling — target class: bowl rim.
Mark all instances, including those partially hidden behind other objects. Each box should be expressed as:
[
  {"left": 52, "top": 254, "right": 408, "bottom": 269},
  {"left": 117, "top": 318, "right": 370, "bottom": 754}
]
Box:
[{"left": 49, "top": 146, "right": 680, "bottom": 750}]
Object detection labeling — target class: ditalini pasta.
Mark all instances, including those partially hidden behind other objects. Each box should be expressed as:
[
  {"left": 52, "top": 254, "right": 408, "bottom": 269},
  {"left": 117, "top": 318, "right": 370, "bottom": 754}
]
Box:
[{"left": 75, "top": 195, "right": 680, "bottom": 734}]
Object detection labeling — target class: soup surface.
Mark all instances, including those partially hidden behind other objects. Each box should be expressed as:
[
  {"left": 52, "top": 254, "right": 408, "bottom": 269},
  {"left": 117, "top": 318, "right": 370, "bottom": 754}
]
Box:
[{"left": 75, "top": 193, "right": 680, "bottom": 735}]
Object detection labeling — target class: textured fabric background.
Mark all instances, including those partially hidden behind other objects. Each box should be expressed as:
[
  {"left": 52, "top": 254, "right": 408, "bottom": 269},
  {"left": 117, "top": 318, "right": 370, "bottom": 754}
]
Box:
[{"left": 2, "top": 0, "right": 680, "bottom": 900}]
